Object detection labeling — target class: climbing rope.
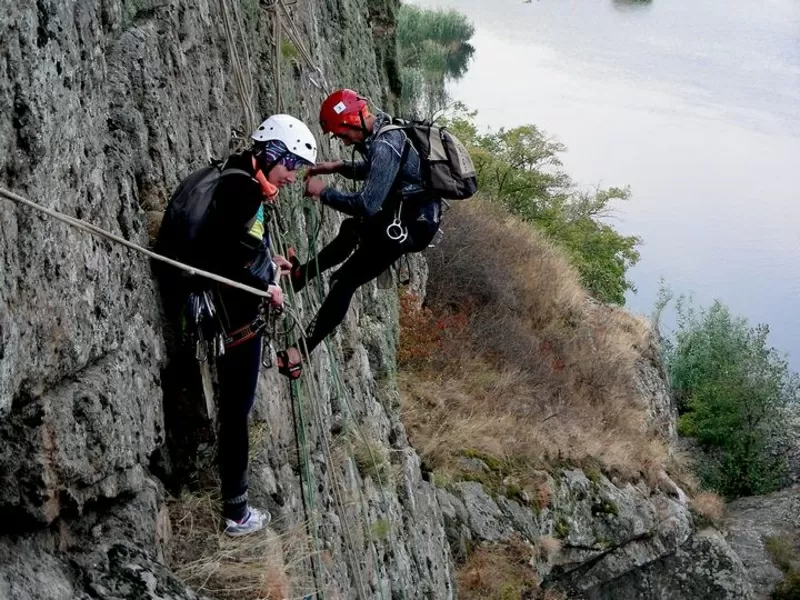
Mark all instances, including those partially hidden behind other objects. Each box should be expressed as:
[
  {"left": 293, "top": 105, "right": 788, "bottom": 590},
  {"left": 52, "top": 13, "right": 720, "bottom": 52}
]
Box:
[
  {"left": 200, "top": 2, "right": 387, "bottom": 595},
  {"left": 268, "top": 213, "right": 376, "bottom": 600},
  {"left": 302, "top": 208, "right": 405, "bottom": 600},
  {"left": 218, "top": 0, "right": 258, "bottom": 134},
  {"left": 273, "top": 7, "right": 283, "bottom": 112},
  {"left": 0, "top": 186, "right": 273, "bottom": 299},
  {"left": 214, "top": 6, "right": 349, "bottom": 590},
  {"left": 262, "top": 0, "right": 332, "bottom": 94},
  {"left": 212, "top": 5, "right": 334, "bottom": 596},
  {"left": 270, "top": 200, "right": 409, "bottom": 600}
]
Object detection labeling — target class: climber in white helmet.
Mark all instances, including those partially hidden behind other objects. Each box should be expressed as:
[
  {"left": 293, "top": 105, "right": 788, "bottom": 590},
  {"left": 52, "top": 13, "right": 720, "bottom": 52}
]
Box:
[{"left": 155, "top": 114, "right": 317, "bottom": 537}]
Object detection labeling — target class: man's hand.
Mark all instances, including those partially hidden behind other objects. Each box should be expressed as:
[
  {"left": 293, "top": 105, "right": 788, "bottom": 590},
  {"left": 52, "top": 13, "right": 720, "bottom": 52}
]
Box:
[
  {"left": 304, "top": 177, "right": 326, "bottom": 199},
  {"left": 267, "top": 284, "right": 284, "bottom": 308},
  {"left": 272, "top": 255, "right": 292, "bottom": 277},
  {"left": 305, "top": 161, "right": 343, "bottom": 178}
]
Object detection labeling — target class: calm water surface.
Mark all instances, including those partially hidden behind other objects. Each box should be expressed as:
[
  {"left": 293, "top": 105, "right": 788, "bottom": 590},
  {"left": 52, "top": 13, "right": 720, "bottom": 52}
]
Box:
[{"left": 414, "top": 0, "right": 800, "bottom": 367}]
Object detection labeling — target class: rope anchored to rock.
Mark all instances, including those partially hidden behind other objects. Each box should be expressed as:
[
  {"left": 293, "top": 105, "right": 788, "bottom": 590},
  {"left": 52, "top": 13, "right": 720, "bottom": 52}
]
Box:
[{"left": 0, "top": 186, "right": 274, "bottom": 299}]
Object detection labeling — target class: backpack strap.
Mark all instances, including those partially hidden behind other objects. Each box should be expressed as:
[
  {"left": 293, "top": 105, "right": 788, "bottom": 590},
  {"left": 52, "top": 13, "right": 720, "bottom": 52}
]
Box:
[
  {"left": 217, "top": 154, "right": 254, "bottom": 181},
  {"left": 373, "top": 124, "right": 413, "bottom": 172},
  {"left": 375, "top": 123, "right": 406, "bottom": 138},
  {"left": 219, "top": 167, "right": 252, "bottom": 180}
]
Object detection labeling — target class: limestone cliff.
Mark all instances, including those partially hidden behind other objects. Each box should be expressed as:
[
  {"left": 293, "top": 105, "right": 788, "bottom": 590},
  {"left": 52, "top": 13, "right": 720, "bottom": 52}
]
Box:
[{"left": 1, "top": 1, "right": 450, "bottom": 597}]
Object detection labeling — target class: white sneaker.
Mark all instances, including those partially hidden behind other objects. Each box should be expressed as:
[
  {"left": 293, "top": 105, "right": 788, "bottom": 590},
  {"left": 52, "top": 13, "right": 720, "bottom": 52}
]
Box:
[{"left": 223, "top": 506, "right": 271, "bottom": 537}]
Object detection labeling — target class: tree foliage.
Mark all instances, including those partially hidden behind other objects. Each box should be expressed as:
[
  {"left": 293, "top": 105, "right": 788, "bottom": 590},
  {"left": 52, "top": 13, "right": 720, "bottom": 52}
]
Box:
[
  {"left": 660, "top": 290, "right": 800, "bottom": 497},
  {"left": 397, "top": 4, "right": 475, "bottom": 118},
  {"left": 445, "top": 109, "right": 641, "bottom": 304}
]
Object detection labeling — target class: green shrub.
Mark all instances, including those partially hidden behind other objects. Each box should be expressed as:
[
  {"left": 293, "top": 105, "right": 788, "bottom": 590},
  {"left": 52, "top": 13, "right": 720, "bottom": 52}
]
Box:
[
  {"left": 370, "top": 519, "right": 391, "bottom": 542},
  {"left": 281, "top": 38, "right": 299, "bottom": 60},
  {"left": 765, "top": 536, "right": 800, "bottom": 599},
  {"left": 350, "top": 434, "right": 392, "bottom": 485},
  {"left": 661, "top": 291, "right": 799, "bottom": 498}
]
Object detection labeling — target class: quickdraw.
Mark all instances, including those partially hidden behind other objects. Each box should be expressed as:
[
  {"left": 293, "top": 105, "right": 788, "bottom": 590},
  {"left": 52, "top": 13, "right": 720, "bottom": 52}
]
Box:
[
  {"left": 188, "top": 290, "right": 282, "bottom": 370},
  {"left": 187, "top": 290, "right": 224, "bottom": 361}
]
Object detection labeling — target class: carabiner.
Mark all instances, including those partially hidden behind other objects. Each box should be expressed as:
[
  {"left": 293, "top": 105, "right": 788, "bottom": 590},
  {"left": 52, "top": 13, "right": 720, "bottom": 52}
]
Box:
[{"left": 386, "top": 218, "right": 408, "bottom": 243}]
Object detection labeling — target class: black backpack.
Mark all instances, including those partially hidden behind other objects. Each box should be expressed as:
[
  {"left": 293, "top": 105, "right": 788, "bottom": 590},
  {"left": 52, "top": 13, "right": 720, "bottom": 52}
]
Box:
[
  {"left": 377, "top": 119, "right": 478, "bottom": 201},
  {"left": 156, "top": 161, "right": 250, "bottom": 263}
]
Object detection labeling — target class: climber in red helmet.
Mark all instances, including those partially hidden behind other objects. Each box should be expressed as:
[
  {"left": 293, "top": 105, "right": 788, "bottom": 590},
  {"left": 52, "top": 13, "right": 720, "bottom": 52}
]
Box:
[{"left": 275, "top": 89, "right": 442, "bottom": 379}]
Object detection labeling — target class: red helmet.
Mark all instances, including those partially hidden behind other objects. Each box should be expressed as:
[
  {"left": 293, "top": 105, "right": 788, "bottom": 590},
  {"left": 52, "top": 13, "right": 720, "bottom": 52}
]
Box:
[{"left": 319, "top": 89, "right": 369, "bottom": 136}]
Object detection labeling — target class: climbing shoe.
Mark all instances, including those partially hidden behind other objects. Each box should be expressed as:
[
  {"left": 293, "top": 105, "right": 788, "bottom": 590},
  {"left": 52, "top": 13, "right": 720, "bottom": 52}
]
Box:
[
  {"left": 223, "top": 506, "right": 271, "bottom": 537},
  {"left": 276, "top": 348, "right": 303, "bottom": 380}
]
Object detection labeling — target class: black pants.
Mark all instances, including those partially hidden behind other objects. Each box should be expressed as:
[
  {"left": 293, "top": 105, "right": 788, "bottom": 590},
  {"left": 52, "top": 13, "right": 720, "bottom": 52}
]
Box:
[
  {"left": 217, "top": 330, "right": 262, "bottom": 521},
  {"left": 297, "top": 216, "right": 438, "bottom": 354}
]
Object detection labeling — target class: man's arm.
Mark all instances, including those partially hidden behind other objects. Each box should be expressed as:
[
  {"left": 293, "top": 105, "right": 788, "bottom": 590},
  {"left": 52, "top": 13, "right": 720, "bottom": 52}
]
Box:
[
  {"left": 307, "top": 159, "right": 368, "bottom": 180},
  {"left": 318, "top": 137, "right": 404, "bottom": 217},
  {"left": 339, "top": 159, "right": 369, "bottom": 181}
]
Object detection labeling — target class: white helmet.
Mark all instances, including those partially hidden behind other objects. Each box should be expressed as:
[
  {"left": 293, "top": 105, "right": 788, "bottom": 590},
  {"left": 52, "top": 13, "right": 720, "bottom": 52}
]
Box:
[{"left": 251, "top": 114, "right": 317, "bottom": 165}]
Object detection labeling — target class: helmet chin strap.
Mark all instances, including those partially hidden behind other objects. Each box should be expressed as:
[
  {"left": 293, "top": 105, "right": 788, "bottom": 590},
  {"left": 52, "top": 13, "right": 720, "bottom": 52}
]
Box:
[{"left": 358, "top": 110, "right": 370, "bottom": 139}]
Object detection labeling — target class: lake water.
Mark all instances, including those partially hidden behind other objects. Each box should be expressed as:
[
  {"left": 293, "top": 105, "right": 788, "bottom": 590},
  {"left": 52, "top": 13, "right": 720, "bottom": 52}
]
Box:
[{"left": 412, "top": 0, "right": 800, "bottom": 369}]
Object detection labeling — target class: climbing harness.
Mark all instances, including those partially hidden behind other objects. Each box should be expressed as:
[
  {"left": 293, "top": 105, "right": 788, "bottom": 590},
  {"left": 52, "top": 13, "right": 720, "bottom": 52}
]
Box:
[{"left": 222, "top": 310, "right": 267, "bottom": 351}]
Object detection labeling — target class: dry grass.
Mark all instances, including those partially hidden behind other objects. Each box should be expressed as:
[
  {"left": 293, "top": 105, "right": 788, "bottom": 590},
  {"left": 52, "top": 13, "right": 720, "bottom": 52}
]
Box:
[
  {"left": 400, "top": 199, "right": 674, "bottom": 483},
  {"left": 456, "top": 535, "right": 540, "bottom": 599},
  {"left": 346, "top": 429, "right": 394, "bottom": 485},
  {"left": 166, "top": 487, "right": 317, "bottom": 600},
  {"left": 536, "top": 536, "right": 562, "bottom": 564},
  {"left": 455, "top": 535, "right": 567, "bottom": 599},
  {"left": 689, "top": 491, "right": 726, "bottom": 527}
]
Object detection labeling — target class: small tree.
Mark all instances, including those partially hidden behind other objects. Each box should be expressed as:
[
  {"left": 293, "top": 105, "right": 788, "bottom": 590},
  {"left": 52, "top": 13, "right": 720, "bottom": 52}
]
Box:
[
  {"left": 661, "top": 293, "right": 799, "bottom": 497},
  {"left": 444, "top": 109, "right": 640, "bottom": 305}
]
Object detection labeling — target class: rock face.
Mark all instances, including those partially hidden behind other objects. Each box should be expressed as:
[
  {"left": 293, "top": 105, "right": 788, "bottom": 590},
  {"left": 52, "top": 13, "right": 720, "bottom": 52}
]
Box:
[
  {"left": 634, "top": 324, "right": 679, "bottom": 441},
  {"left": 0, "top": 477, "right": 182, "bottom": 599},
  {"left": 586, "top": 529, "right": 754, "bottom": 600},
  {"left": 725, "top": 486, "right": 800, "bottom": 599},
  {"left": 1, "top": 540, "right": 204, "bottom": 600},
  {"left": 438, "top": 466, "right": 753, "bottom": 599},
  {"left": 1, "top": 0, "right": 452, "bottom": 597}
]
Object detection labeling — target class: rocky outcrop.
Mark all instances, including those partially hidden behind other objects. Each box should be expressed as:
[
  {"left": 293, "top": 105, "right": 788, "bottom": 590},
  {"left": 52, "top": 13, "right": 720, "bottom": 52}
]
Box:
[
  {"left": 437, "top": 464, "right": 753, "bottom": 599},
  {"left": 430, "top": 318, "right": 752, "bottom": 598},
  {"left": 634, "top": 324, "right": 678, "bottom": 441},
  {"left": 587, "top": 529, "right": 754, "bottom": 600},
  {"left": 725, "top": 485, "right": 800, "bottom": 599}
]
